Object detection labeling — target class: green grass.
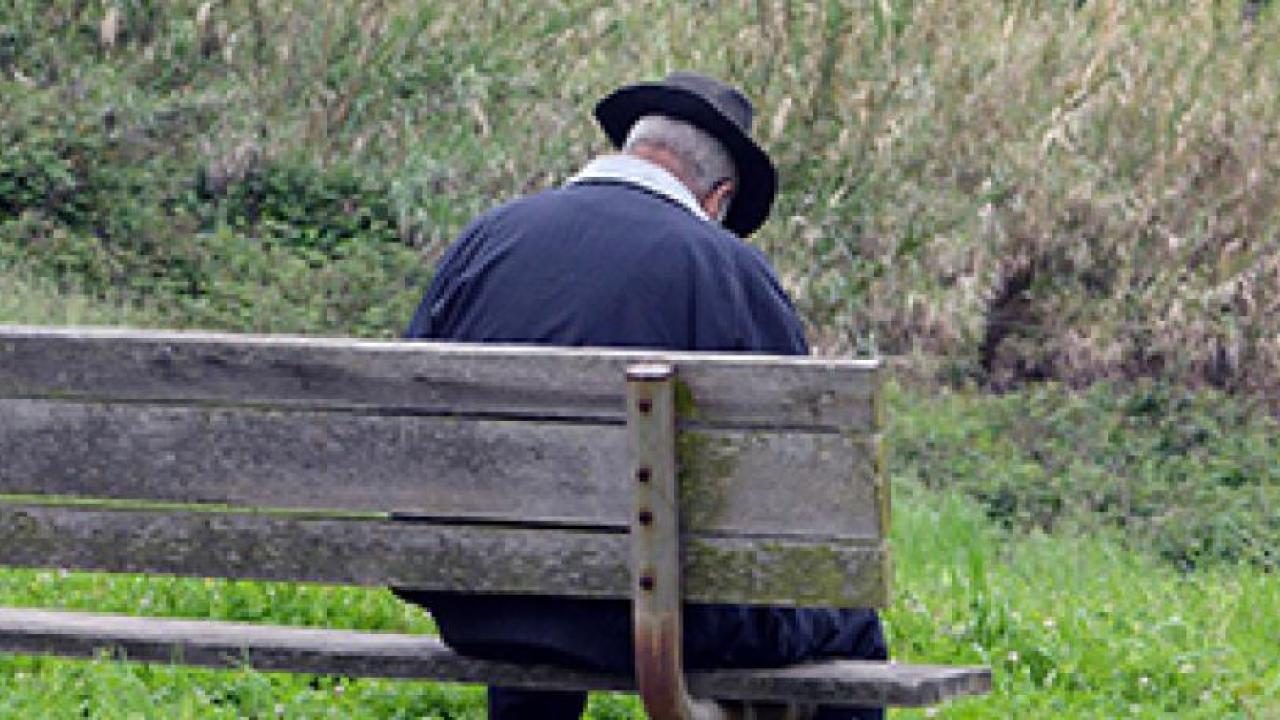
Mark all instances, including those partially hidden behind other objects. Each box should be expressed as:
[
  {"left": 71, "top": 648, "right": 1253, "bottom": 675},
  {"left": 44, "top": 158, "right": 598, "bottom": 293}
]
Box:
[
  {"left": 881, "top": 383, "right": 1279, "bottom": 717},
  {"left": 0, "top": 270, "right": 160, "bottom": 328},
  {"left": 889, "top": 382, "right": 1280, "bottom": 572},
  {"left": 887, "top": 480, "right": 1278, "bottom": 718},
  {"left": 0, "top": 466, "right": 1273, "bottom": 718}
]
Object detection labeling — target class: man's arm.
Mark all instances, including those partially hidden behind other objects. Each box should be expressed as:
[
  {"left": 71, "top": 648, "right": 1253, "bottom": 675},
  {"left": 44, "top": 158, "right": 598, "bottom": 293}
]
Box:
[
  {"left": 687, "top": 233, "right": 809, "bottom": 356},
  {"left": 404, "top": 212, "right": 498, "bottom": 340}
]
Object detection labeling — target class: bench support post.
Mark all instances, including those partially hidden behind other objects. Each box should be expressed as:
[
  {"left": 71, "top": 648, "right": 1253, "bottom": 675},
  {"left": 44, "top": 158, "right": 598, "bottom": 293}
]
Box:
[
  {"left": 627, "top": 364, "right": 815, "bottom": 720},
  {"left": 627, "top": 364, "right": 726, "bottom": 720}
]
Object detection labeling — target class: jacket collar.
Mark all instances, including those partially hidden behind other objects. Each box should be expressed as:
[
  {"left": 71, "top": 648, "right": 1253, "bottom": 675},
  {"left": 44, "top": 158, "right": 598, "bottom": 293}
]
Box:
[{"left": 566, "top": 154, "right": 710, "bottom": 222}]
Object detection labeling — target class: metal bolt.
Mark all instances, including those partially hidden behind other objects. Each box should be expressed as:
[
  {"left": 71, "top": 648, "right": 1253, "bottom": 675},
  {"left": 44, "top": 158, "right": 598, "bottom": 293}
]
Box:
[
  {"left": 638, "top": 398, "right": 652, "bottom": 414},
  {"left": 638, "top": 510, "right": 653, "bottom": 526},
  {"left": 639, "top": 575, "right": 655, "bottom": 591},
  {"left": 637, "top": 467, "right": 651, "bottom": 483}
]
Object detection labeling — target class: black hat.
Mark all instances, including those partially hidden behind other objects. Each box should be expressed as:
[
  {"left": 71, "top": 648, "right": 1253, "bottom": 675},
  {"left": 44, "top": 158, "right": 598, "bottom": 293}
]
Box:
[{"left": 594, "top": 71, "right": 777, "bottom": 237}]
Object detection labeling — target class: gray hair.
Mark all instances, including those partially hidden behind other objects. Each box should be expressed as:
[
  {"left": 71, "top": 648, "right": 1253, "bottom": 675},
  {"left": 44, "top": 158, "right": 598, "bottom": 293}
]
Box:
[{"left": 623, "top": 115, "right": 737, "bottom": 202}]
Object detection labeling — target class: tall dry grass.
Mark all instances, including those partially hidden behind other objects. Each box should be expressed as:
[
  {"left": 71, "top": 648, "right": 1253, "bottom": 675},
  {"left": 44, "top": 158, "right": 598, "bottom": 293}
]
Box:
[{"left": 5, "top": 0, "right": 1279, "bottom": 396}]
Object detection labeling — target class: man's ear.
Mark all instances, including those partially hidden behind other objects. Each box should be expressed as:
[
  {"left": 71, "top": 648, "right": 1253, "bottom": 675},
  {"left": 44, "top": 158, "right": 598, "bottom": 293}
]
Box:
[{"left": 702, "top": 180, "right": 735, "bottom": 223}]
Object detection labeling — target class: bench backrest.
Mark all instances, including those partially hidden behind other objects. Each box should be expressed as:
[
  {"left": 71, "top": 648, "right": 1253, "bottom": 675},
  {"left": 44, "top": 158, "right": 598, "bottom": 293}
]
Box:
[{"left": 0, "top": 326, "right": 887, "bottom": 608}]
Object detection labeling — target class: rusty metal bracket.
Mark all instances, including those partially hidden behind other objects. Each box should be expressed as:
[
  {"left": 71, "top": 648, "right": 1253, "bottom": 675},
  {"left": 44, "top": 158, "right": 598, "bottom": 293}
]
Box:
[
  {"left": 626, "top": 364, "right": 816, "bottom": 720},
  {"left": 626, "top": 363, "right": 727, "bottom": 720}
]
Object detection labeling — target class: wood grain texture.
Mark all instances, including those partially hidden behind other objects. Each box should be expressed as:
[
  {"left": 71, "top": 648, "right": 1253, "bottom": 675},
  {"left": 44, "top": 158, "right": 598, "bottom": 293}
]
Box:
[
  {"left": 0, "top": 504, "right": 889, "bottom": 607},
  {"left": 0, "top": 607, "right": 992, "bottom": 705},
  {"left": 0, "top": 325, "right": 879, "bottom": 431},
  {"left": 0, "top": 399, "right": 882, "bottom": 539}
]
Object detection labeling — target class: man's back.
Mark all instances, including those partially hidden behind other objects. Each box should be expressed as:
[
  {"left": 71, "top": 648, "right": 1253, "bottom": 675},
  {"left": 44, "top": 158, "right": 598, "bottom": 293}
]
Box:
[{"left": 406, "top": 181, "right": 805, "bottom": 355}]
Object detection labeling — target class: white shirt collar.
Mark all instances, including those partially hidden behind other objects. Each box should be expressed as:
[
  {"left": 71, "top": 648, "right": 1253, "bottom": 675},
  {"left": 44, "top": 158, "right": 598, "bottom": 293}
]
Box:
[{"left": 566, "top": 154, "right": 710, "bottom": 222}]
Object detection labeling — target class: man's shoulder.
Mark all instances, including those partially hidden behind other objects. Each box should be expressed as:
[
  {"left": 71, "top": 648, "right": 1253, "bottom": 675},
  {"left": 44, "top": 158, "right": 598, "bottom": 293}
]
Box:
[{"left": 466, "top": 182, "right": 775, "bottom": 273}]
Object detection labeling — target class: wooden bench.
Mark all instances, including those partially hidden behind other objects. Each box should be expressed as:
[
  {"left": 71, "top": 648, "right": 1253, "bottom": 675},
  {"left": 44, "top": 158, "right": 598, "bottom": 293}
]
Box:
[{"left": 0, "top": 325, "right": 990, "bottom": 718}]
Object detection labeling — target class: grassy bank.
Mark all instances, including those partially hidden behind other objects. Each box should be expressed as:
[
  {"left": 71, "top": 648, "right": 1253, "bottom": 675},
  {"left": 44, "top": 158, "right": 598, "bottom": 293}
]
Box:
[
  {"left": 889, "top": 381, "right": 1280, "bottom": 573},
  {"left": 3, "top": 1, "right": 1279, "bottom": 392},
  {"left": 888, "top": 480, "right": 1278, "bottom": 718}
]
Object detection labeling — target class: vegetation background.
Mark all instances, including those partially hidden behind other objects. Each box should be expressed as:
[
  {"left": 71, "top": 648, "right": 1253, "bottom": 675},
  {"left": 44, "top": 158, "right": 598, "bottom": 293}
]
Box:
[{"left": 0, "top": 0, "right": 1277, "bottom": 717}]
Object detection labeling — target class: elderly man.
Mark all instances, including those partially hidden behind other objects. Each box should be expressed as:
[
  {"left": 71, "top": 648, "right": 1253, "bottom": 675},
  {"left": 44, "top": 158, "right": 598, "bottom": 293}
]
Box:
[{"left": 396, "top": 72, "right": 886, "bottom": 720}]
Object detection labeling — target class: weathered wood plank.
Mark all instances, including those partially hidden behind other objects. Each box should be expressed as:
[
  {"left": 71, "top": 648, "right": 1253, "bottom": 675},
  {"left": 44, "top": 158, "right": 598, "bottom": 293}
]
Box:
[
  {"left": 692, "top": 660, "right": 992, "bottom": 707},
  {"left": 0, "top": 505, "right": 889, "bottom": 607},
  {"left": 0, "top": 399, "right": 883, "bottom": 539},
  {"left": 0, "top": 608, "right": 991, "bottom": 705},
  {"left": 0, "top": 325, "right": 878, "bottom": 430}
]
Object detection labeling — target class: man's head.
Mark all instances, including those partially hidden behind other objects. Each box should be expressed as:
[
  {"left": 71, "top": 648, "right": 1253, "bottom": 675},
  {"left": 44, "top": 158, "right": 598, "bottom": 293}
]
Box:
[
  {"left": 622, "top": 115, "right": 737, "bottom": 224},
  {"left": 594, "top": 71, "right": 777, "bottom": 237}
]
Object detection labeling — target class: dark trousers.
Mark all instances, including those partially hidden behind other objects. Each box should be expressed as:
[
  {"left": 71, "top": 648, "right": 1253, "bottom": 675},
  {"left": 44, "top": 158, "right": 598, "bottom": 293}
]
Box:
[
  {"left": 394, "top": 592, "right": 887, "bottom": 720},
  {"left": 489, "top": 691, "right": 883, "bottom": 719}
]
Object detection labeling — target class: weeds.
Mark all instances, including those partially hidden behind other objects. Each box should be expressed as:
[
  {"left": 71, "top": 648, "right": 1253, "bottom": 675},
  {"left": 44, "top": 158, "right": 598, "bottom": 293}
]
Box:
[
  {"left": 2, "top": 1, "right": 1278, "bottom": 394},
  {"left": 888, "top": 380, "right": 1280, "bottom": 572}
]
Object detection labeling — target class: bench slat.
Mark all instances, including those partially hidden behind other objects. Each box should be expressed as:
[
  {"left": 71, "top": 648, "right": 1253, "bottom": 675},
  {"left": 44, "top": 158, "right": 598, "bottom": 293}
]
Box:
[
  {"left": 0, "top": 504, "right": 889, "bottom": 607},
  {"left": 0, "top": 607, "right": 991, "bottom": 706},
  {"left": 0, "top": 326, "right": 878, "bottom": 431},
  {"left": 0, "top": 398, "right": 882, "bottom": 540}
]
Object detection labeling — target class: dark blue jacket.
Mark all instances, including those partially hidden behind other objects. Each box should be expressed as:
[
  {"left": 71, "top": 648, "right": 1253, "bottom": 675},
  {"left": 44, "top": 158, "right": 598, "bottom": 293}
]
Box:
[
  {"left": 398, "top": 179, "right": 883, "bottom": 673},
  {"left": 405, "top": 180, "right": 806, "bottom": 353}
]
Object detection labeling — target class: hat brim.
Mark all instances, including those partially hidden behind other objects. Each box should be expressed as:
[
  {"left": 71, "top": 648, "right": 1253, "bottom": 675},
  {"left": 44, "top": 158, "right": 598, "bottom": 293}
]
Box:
[{"left": 594, "top": 83, "right": 777, "bottom": 237}]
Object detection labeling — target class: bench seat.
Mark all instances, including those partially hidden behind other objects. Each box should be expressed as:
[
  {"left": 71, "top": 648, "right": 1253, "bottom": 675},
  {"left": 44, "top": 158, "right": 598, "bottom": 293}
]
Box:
[{"left": 0, "top": 607, "right": 990, "bottom": 707}]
